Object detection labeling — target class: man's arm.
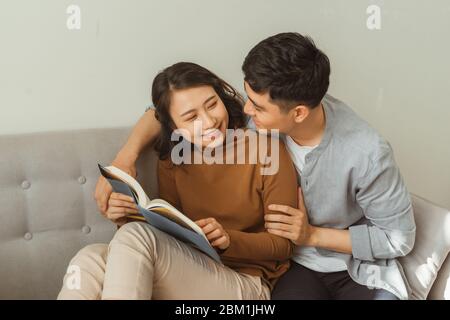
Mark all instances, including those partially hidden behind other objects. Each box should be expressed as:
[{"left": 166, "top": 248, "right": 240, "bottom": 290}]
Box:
[
  {"left": 94, "top": 108, "right": 161, "bottom": 217},
  {"left": 348, "top": 148, "right": 416, "bottom": 261},
  {"left": 117, "top": 108, "right": 162, "bottom": 164},
  {"left": 266, "top": 146, "right": 416, "bottom": 261}
]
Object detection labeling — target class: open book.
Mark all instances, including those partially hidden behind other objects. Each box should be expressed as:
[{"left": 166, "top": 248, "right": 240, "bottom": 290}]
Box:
[{"left": 98, "top": 163, "right": 221, "bottom": 263}]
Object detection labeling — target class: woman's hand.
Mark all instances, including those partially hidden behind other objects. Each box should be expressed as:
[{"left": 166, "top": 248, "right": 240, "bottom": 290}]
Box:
[
  {"left": 94, "top": 158, "right": 137, "bottom": 216},
  {"left": 195, "top": 218, "right": 230, "bottom": 250},
  {"left": 104, "top": 192, "right": 139, "bottom": 226}
]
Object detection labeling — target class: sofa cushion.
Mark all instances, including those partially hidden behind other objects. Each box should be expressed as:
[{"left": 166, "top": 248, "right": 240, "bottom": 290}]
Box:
[
  {"left": 0, "top": 127, "right": 158, "bottom": 299},
  {"left": 399, "top": 194, "right": 450, "bottom": 300},
  {"left": 428, "top": 254, "right": 450, "bottom": 299}
]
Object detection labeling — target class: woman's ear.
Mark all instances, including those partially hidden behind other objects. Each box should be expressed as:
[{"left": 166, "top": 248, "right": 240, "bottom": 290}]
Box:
[{"left": 292, "top": 105, "right": 310, "bottom": 123}]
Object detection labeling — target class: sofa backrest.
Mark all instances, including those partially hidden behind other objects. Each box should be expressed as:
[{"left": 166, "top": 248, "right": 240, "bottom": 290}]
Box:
[{"left": 0, "top": 127, "right": 157, "bottom": 299}]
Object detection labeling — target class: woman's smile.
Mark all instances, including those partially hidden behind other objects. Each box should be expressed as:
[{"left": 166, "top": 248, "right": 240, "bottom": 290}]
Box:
[{"left": 202, "top": 128, "right": 222, "bottom": 141}]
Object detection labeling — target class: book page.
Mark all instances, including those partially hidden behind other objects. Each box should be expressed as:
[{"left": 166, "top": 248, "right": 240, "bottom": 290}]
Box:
[
  {"left": 149, "top": 207, "right": 194, "bottom": 230},
  {"left": 103, "top": 165, "right": 152, "bottom": 208},
  {"left": 147, "top": 198, "right": 207, "bottom": 240}
]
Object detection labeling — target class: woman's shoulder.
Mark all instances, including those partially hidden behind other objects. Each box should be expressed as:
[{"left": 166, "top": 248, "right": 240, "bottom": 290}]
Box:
[{"left": 157, "top": 156, "right": 176, "bottom": 170}]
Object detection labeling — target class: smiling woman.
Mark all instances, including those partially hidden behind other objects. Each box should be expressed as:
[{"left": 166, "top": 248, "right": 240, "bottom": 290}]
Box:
[{"left": 152, "top": 62, "right": 247, "bottom": 160}]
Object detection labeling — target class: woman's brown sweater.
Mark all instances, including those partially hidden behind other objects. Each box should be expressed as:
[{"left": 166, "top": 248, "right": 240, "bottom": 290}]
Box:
[{"left": 157, "top": 130, "right": 298, "bottom": 288}]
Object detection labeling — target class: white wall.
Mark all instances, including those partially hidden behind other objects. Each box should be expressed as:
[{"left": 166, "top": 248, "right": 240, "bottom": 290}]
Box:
[{"left": 1, "top": 0, "right": 449, "bottom": 209}]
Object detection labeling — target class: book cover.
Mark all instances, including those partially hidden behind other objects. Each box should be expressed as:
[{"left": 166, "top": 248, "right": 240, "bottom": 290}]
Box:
[{"left": 98, "top": 163, "right": 221, "bottom": 263}]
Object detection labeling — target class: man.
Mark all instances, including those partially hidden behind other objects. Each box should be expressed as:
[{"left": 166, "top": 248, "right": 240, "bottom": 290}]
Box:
[{"left": 95, "top": 32, "right": 415, "bottom": 300}]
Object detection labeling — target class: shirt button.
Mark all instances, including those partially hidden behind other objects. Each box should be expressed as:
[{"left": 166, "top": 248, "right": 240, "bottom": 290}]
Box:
[{"left": 24, "top": 232, "right": 33, "bottom": 241}]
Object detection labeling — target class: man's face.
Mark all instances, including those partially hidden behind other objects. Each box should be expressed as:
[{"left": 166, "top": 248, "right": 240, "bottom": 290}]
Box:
[{"left": 243, "top": 81, "right": 295, "bottom": 134}]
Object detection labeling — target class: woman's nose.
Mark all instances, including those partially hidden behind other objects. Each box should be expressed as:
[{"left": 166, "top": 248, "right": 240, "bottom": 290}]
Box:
[{"left": 201, "top": 112, "right": 216, "bottom": 129}]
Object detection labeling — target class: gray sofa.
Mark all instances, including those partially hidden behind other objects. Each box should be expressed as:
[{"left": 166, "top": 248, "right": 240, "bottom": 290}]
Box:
[{"left": 0, "top": 127, "right": 449, "bottom": 299}]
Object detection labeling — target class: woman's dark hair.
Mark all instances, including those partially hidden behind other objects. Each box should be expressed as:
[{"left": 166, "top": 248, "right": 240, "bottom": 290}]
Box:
[
  {"left": 152, "top": 62, "right": 246, "bottom": 160},
  {"left": 242, "top": 32, "right": 330, "bottom": 111}
]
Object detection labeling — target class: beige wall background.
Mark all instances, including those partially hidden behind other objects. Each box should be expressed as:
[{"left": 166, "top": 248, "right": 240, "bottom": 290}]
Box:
[{"left": 1, "top": 0, "right": 449, "bottom": 209}]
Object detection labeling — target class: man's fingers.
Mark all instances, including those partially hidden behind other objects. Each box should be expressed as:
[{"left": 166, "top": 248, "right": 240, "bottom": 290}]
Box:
[
  {"left": 268, "top": 204, "right": 299, "bottom": 216},
  {"left": 264, "top": 214, "right": 294, "bottom": 224},
  {"left": 265, "top": 222, "right": 293, "bottom": 232}
]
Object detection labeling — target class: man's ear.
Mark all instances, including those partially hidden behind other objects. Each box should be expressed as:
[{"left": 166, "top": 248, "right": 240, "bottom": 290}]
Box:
[{"left": 292, "top": 105, "right": 310, "bottom": 123}]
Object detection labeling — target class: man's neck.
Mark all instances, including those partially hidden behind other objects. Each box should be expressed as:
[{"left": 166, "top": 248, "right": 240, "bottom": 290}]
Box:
[{"left": 288, "top": 103, "right": 326, "bottom": 147}]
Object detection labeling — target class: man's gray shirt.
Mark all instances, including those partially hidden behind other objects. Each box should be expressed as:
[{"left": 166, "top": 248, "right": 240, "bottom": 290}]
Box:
[{"left": 281, "top": 94, "right": 416, "bottom": 299}]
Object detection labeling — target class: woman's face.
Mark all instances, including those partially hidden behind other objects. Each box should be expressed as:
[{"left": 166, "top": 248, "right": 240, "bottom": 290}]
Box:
[{"left": 169, "top": 85, "right": 229, "bottom": 149}]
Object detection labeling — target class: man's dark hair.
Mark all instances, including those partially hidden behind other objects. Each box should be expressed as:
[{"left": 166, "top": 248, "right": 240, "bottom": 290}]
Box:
[{"left": 242, "top": 32, "right": 330, "bottom": 111}]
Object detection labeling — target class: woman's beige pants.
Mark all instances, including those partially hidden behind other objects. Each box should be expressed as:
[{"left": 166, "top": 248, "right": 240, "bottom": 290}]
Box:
[{"left": 57, "top": 222, "right": 270, "bottom": 300}]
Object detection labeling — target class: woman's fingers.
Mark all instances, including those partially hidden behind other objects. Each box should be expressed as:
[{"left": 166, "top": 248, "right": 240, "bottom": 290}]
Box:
[
  {"left": 206, "top": 228, "right": 223, "bottom": 242},
  {"left": 196, "top": 218, "right": 221, "bottom": 234},
  {"left": 108, "top": 206, "right": 139, "bottom": 214},
  {"left": 202, "top": 222, "right": 218, "bottom": 235},
  {"left": 105, "top": 208, "right": 137, "bottom": 221},
  {"left": 110, "top": 192, "right": 135, "bottom": 203},
  {"left": 104, "top": 193, "right": 138, "bottom": 222},
  {"left": 105, "top": 206, "right": 139, "bottom": 223},
  {"left": 107, "top": 212, "right": 128, "bottom": 220},
  {"left": 195, "top": 218, "right": 230, "bottom": 249},
  {"left": 211, "top": 235, "right": 228, "bottom": 247},
  {"left": 108, "top": 198, "right": 138, "bottom": 210},
  {"left": 196, "top": 217, "right": 216, "bottom": 227}
]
